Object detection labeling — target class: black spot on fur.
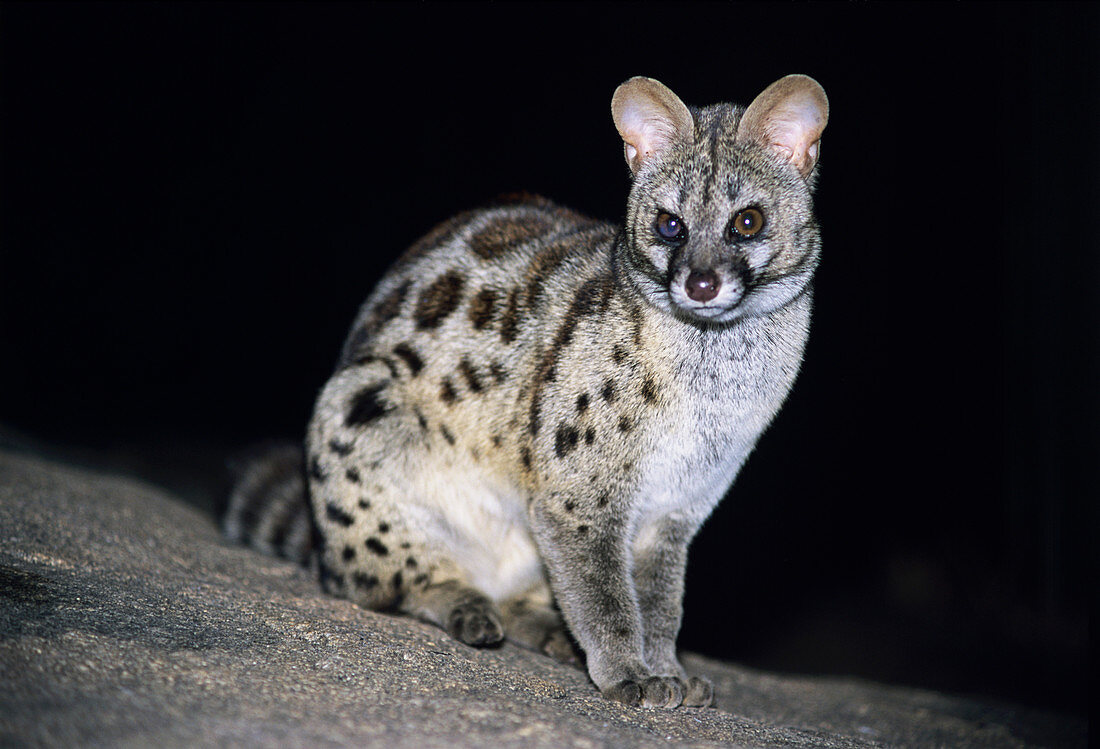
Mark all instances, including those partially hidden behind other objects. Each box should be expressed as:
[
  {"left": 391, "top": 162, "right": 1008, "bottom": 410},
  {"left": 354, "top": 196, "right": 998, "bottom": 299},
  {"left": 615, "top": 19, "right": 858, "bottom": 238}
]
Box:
[
  {"left": 489, "top": 361, "right": 508, "bottom": 384},
  {"left": 329, "top": 439, "right": 353, "bottom": 456},
  {"left": 309, "top": 455, "right": 325, "bottom": 482},
  {"left": 571, "top": 275, "right": 614, "bottom": 318},
  {"left": 554, "top": 425, "right": 580, "bottom": 459},
  {"left": 618, "top": 416, "right": 632, "bottom": 433},
  {"left": 542, "top": 365, "right": 556, "bottom": 383},
  {"left": 415, "top": 271, "right": 465, "bottom": 329},
  {"left": 585, "top": 427, "right": 596, "bottom": 445},
  {"left": 365, "top": 537, "right": 389, "bottom": 556},
  {"left": 342, "top": 545, "right": 356, "bottom": 562},
  {"left": 354, "top": 572, "right": 379, "bottom": 590},
  {"left": 406, "top": 556, "right": 418, "bottom": 569},
  {"left": 491, "top": 434, "right": 503, "bottom": 448},
  {"left": 346, "top": 384, "right": 388, "bottom": 427},
  {"left": 528, "top": 398, "right": 541, "bottom": 437},
  {"left": 326, "top": 503, "right": 354, "bottom": 527},
  {"left": 378, "top": 522, "right": 390, "bottom": 534},
  {"left": 400, "top": 541, "right": 412, "bottom": 549},
  {"left": 345, "top": 467, "right": 361, "bottom": 483},
  {"left": 611, "top": 345, "right": 628, "bottom": 364},
  {"left": 576, "top": 393, "right": 589, "bottom": 414},
  {"left": 391, "top": 570, "right": 403, "bottom": 589},
  {"left": 601, "top": 380, "right": 617, "bottom": 402},
  {"left": 440, "top": 378, "right": 459, "bottom": 405},
  {"left": 458, "top": 358, "right": 484, "bottom": 393},
  {"left": 414, "top": 408, "right": 429, "bottom": 431},
  {"left": 358, "top": 498, "right": 371, "bottom": 510},
  {"left": 393, "top": 343, "right": 424, "bottom": 376},
  {"left": 499, "top": 289, "right": 521, "bottom": 343},
  {"left": 414, "top": 573, "right": 430, "bottom": 586},
  {"left": 439, "top": 424, "right": 456, "bottom": 445},
  {"left": 520, "top": 447, "right": 533, "bottom": 471},
  {"left": 597, "top": 492, "right": 610, "bottom": 507},
  {"left": 564, "top": 499, "right": 575, "bottom": 513},
  {"left": 577, "top": 524, "right": 590, "bottom": 534},
  {"left": 469, "top": 288, "right": 499, "bottom": 330},
  {"left": 641, "top": 375, "right": 660, "bottom": 404}
]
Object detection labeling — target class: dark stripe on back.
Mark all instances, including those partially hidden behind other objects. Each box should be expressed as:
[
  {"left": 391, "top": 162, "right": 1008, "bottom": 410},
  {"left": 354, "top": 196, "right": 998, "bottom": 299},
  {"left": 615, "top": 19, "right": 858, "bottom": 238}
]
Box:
[
  {"left": 527, "top": 273, "right": 614, "bottom": 437},
  {"left": 468, "top": 211, "right": 553, "bottom": 260},
  {"left": 499, "top": 289, "right": 521, "bottom": 343},
  {"left": 392, "top": 343, "right": 424, "bottom": 375},
  {"left": 469, "top": 288, "right": 499, "bottom": 330},
  {"left": 414, "top": 271, "right": 466, "bottom": 329}
]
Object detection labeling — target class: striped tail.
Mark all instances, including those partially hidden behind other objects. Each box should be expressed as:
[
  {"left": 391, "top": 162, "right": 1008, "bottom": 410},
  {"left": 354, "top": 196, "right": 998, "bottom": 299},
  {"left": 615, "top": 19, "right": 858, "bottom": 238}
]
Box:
[{"left": 222, "top": 441, "right": 314, "bottom": 565}]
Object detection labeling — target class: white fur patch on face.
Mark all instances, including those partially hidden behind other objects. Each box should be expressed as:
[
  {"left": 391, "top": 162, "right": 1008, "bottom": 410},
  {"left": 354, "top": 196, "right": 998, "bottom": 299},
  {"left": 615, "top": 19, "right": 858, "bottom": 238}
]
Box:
[{"left": 668, "top": 266, "right": 747, "bottom": 322}]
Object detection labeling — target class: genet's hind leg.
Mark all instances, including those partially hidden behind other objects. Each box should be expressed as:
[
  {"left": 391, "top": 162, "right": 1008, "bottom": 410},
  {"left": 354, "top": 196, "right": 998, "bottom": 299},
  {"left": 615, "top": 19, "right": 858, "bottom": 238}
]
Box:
[
  {"left": 501, "top": 584, "right": 582, "bottom": 667},
  {"left": 401, "top": 576, "right": 504, "bottom": 646}
]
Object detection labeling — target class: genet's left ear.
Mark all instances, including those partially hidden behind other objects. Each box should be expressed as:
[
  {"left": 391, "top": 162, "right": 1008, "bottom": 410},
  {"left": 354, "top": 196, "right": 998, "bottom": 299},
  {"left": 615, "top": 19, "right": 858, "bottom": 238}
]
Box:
[{"left": 737, "top": 75, "right": 829, "bottom": 179}]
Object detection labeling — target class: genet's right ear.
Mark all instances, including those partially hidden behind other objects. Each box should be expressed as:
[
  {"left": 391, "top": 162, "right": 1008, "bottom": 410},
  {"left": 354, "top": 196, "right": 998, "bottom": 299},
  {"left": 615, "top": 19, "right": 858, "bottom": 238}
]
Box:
[{"left": 611, "top": 77, "right": 694, "bottom": 175}]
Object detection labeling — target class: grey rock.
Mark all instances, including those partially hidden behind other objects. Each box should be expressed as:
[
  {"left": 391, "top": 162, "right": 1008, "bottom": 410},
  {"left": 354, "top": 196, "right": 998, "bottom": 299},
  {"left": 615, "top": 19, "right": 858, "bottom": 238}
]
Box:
[{"left": 0, "top": 451, "right": 1086, "bottom": 748}]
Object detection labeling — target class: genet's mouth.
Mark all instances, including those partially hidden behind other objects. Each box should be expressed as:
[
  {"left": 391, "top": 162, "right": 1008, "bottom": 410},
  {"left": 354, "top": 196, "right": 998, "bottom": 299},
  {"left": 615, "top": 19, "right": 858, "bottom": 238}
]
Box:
[{"left": 675, "top": 302, "right": 730, "bottom": 319}]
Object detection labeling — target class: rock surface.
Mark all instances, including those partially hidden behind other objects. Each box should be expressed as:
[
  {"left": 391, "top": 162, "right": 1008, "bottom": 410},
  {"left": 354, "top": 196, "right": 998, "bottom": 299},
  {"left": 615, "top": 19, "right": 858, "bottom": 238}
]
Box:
[{"left": 0, "top": 450, "right": 1086, "bottom": 748}]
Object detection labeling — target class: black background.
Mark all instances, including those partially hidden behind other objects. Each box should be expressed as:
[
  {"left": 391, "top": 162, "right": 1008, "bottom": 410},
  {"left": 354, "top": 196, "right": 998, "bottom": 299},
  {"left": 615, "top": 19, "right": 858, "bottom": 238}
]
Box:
[{"left": 1, "top": 2, "right": 1093, "bottom": 715}]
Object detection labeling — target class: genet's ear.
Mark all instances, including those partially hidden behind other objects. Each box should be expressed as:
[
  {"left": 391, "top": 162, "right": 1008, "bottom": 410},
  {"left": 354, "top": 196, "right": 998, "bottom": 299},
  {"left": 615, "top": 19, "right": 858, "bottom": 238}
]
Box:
[
  {"left": 737, "top": 75, "right": 829, "bottom": 179},
  {"left": 611, "top": 77, "right": 694, "bottom": 175}
]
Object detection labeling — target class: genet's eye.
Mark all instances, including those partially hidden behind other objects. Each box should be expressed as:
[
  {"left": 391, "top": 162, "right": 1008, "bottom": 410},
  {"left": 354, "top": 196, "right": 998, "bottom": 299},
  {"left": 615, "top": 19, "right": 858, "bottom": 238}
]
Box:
[
  {"left": 655, "top": 212, "right": 686, "bottom": 242},
  {"left": 730, "top": 207, "right": 765, "bottom": 238}
]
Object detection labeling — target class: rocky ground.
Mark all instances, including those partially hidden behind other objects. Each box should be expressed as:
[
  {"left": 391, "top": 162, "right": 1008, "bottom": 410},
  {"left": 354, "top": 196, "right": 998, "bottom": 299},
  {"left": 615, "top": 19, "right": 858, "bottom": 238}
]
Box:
[{"left": 0, "top": 449, "right": 1087, "bottom": 747}]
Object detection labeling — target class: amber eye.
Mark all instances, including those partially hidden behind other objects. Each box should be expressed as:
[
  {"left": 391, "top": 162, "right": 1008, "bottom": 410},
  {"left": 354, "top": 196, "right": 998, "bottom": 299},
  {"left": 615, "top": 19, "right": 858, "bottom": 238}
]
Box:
[
  {"left": 655, "top": 212, "right": 686, "bottom": 242},
  {"left": 731, "top": 207, "right": 765, "bottom": 238}
]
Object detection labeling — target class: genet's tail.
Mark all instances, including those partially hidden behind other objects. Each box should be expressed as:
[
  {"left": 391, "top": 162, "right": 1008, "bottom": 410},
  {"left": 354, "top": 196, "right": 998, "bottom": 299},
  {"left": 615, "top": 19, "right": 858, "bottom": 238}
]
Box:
[{"left": 222, "top": 441, "right": 313, "bottom": 565}]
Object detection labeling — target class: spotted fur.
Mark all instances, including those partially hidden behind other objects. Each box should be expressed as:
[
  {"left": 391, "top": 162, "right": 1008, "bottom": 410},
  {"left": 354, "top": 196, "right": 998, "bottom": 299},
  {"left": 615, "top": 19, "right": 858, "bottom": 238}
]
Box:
[{"left": 224, "top": 75, "right": 829, "bottom": 710}]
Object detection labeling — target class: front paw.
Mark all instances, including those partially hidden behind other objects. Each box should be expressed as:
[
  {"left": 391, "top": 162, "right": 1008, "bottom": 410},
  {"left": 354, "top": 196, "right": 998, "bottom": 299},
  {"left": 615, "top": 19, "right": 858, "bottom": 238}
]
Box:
[
  {"left": 603, "top": 676, "right": 685, "bottom": 709},
  {"left": 681, "top": 675, "right": 714, "bottom": 708}
]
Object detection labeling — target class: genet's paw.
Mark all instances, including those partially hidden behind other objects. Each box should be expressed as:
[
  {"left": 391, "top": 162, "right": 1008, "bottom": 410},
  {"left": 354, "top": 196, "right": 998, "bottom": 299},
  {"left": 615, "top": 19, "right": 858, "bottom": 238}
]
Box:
[
  {"left": 447, "top": 601, "right": 504, "bottom": 646},
  {"left": 682, "top": 675, "right": 714, "bottom": 708},
  {"left": 603, "top": 676, "right": 685, "bottom": 709}
]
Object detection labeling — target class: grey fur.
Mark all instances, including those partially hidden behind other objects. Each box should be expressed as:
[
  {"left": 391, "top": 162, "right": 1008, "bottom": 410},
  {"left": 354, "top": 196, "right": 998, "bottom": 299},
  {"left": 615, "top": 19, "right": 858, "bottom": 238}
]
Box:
[{"left": 225, "top": 75, "right": 829, "bottom": 709}]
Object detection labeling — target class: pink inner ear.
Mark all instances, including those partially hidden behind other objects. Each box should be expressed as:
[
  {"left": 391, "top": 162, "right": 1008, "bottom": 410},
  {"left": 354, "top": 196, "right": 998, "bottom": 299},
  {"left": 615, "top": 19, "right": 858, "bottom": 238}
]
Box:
[
  {"left": 767, "top": 103, "right": 824, "bottom": 174},
  {"left": 621, "top": 110, "right": 670, "bottom": 162}
]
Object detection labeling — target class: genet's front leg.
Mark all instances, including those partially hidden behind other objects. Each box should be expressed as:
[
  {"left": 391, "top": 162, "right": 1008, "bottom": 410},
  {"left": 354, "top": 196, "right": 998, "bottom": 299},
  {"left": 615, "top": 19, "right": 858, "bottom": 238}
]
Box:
[
  {"left": 632, "top": 514, "right": 714, "bottom": 707},
  {"left": 528, "top": 494, "right": 685, "bottom": 708}
]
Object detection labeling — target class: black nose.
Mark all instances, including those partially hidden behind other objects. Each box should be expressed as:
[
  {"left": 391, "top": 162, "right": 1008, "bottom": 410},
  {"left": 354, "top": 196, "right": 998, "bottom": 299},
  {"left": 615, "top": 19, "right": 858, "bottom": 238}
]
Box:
[{"left": 685, "top": 270, "right": 720, "bottom": 302}]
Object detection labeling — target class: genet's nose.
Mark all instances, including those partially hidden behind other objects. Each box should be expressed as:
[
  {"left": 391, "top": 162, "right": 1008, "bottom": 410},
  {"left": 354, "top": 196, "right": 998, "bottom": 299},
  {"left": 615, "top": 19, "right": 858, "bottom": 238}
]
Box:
[{"left": 685, "top": 269, "right": 720, "bottom": 302}]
